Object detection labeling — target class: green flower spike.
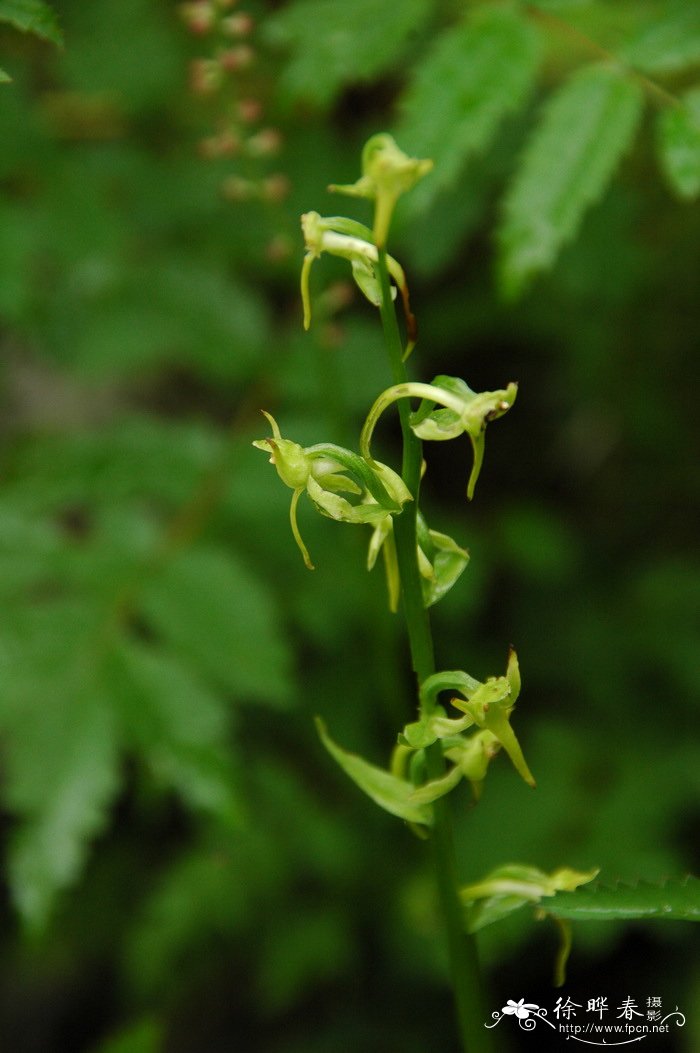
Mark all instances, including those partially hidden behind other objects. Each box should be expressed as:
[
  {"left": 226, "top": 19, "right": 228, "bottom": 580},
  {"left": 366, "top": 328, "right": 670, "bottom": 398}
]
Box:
[
  {"left": 329, "top": 133, "right": 433, "bottom": 248},
  {"left": 300, "top": 211, "right": 416, "bottom": 349},
  {"left": 361, "top": 376, "right": 518, "bottom": 499},
  {"left": 253, "top": 411, "right": 412, "bottom": 570}
]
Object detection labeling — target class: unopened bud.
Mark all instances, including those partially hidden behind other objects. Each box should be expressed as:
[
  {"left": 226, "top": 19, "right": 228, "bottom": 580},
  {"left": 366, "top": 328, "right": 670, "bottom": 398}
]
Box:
[
  {"left": 265, "top": 235, "right": 293, "bottom": 263},
  {"left": 189, "top": 58, "right": 222, "bottom": 95},
  {"left": 237, "top": 97, "right": 263, "bottom": 123},
  {"left": 246, "top": 128, "right": 282, "bottom": 157},
  {"left": 221, "top": 175, "right": 255, "bottom": 201},
  {"left": 199, "top": 129, "right": 241, "bottom": 158},
  {"left": 180, "top": 2, "right": 216, "bottom": 35},
  {"left": 262, "top": 173, "right": 290, "bottom": 203},
  {"left": 222, "top": 12, "right": 254, "bottom": 36},
  {"left": 219, "top": 44, "right": 254, "bottom": 72}
]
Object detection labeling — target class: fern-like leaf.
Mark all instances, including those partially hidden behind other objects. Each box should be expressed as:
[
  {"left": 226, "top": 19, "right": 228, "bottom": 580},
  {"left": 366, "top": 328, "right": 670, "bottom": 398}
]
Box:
[
  {"left": 396, "top": 5, "right": 540, "bottom": 214},
  {"left": 0, "top": 0, "right": 62, "bottom": 45},
  {"left": 264, "top": 0, "right": 431, "bottom": 108},
  {"left": 621, "top": 2, "right": 700, "bottom": 75},
  {"left": 546, "top": 877, "right": 700, "bottom": 922},
  {"left": 656, "top": 88, "right": 700, "bottom": 201},
  {"left": 498, "top": 62, "right": 643, "bottom": 297}
]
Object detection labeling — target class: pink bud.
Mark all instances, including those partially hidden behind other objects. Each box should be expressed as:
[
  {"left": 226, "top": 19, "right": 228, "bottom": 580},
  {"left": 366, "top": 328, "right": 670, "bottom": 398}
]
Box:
[
  {"left": 221, "top": 176, "right": 255, "bottom": 202},
  {"left": 222, "top": 13, "right": 254, "bottom": 36},
  {"left": 189, "top": 58, "right": 222, "bottom": 95},
  {"left": 265, "top": 235, "right": 293, "bottom": 263},
  {"left": 180, "top": 2, "right": 216, "bottom": 35},
  {"left": 263, "top": 173, "right": 290, "bottom": 203},
  {"left": 199, "top": 130, "right": 241, "bottom": 158},
  {"left": 219, "top": 44, "right": 254, "bottom": 72},
  {"left": 246, "top": 128, "right": 282, "bottom": 157},
  {"left": 238, "top": 97, "right": 263, "bottom": 123}
]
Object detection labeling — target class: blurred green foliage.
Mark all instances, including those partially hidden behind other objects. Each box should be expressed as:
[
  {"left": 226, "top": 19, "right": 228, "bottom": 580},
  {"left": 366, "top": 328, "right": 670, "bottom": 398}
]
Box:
[{"left": 0, "top": 1, "right": 698, "bottom": 1050}]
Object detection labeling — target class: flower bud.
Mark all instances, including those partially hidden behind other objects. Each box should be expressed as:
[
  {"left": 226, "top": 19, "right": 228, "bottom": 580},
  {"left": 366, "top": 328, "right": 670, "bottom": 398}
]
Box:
[
  {"left": 219, "top": 44, "right": 254, "bottom": 72},
  {"left": 238, "top": 97, "right": 263, "bottom": 123},
  {"left": 180, "top": 2, "right": 216, "bottom": 35},
  {"left": 262, "top": 173, "right": 290, "bottom": 203},
  {"left": 246, "top": 128, "right": 282, "bottom": 157},
  {"left": 222, "top": 12, "right": 254, "bottom": 36},
  {"left": 189, "top": 58, "right": 222, "bottom": 95}
]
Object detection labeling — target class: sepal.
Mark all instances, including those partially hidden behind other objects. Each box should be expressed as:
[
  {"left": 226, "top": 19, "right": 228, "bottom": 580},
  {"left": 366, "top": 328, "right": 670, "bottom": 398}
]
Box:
[{"left": 316, "top": 719, "right": 433, "bottom": 827}]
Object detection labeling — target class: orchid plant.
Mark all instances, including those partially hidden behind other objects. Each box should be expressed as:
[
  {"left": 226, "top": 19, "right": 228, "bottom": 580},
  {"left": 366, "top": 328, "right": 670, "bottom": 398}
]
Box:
[{"left": 254, "top": 133, "right": 598, "bottom": 1052}]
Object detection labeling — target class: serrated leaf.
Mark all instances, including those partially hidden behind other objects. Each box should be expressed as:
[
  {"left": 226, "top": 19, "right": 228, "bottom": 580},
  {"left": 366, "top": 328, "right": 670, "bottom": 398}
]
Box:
[
  {"left": 0, "top": 0, "right": 62, "bottom": 45},
  {"left": 498, "top": 63, "right": 643, "bottom": 297},
  {"left": 110, "top": 640, "right": 243, "bottom": 827},
  {"left": 546, "top": 877, "right": 700, "bottom": 922},
  {"left": 1, "top": 605, "right": 120, "bottom": 927},
  {"left": 396, "top": 6, "right": 540, "bottom": 214},
  {"left": 316, "top": 719, "right": 433, "bottom": 826},
  {"left": 621, "top": 4, "right": 700, "bottom": 75},
  {"left": 265, "top": 0, "right": 431, "bottom": 108},
  {"left": 138, "top": 547, "right": 292, "bottom": 706},
  {"left": 656, "top": 89, "right": 700, "bottom": 200}
]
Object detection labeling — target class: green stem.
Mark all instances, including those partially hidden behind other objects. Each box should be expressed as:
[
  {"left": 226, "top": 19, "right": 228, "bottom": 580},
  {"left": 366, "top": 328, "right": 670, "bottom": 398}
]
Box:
[{"left": 375, "top": 249, "right": 492, "bottom": 1053}]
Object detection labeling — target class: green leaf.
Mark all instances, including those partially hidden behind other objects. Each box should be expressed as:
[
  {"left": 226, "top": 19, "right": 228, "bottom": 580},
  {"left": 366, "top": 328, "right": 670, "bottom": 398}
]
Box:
[
  {"left": 0, "top": 66, "right": 11, "bottom": 83},
  {"left": 1, "top": 606, "right": 120, "bottom": 927},
  {"left": 110, "top": 640, "right": 243, "bottom": 827},
  {"left": 656, "top": 89, "right": 700, "bottom": 201},
  {"left": 316, "top": 719, "right": 433, "bottom": 826},
  {"left": 498, "top": 63, "right": 643, "bottom": 297},
  {"left": 257, "top": 906, "right": 354, "bottom": 1013},
  {"left": 0, "top": 0, "right": 62, "bottom": 45},
  {"left": 546, "top": 877, "right": 700, "bottom": 922},
  {"left": 396, "top": 5, "right": 540, "bottom": 214},
  {"left": 139, "top": 547, "right": 292, "bottom": 706},
  {"left": 620, "top": 4, "right": 700, "bottom": 75},
  {"left": 265, "top": 0, "right": 432, "bottom": 108}
]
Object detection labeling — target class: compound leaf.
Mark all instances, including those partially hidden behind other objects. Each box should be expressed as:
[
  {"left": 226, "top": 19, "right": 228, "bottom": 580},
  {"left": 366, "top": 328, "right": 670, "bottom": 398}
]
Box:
[
  {"left": 620, "top": 3, "right": 700, "bottom": 75},
  {"left": 1, "top": 604, "right": 120, "bottom": 928},
  {"left": 656, "top": 89, "right": 700, "bottom": 201},
  {"left": 138, "top": 547, "right": 293, "bottom": 706},
  {"left": 0, "top": 0, "right": 62, "bottom": 45},
  {"left": 111, "top": 639, "right": 243, "bottom": 828},
  {"left": 498, "top": 62, "right": 643, "bottom": 297},
  {"left": 265, "top": 0, "right": 431, "bottom": 108},
  {"left": 396, "top": 5, "right": 540, "bottom": 214}
]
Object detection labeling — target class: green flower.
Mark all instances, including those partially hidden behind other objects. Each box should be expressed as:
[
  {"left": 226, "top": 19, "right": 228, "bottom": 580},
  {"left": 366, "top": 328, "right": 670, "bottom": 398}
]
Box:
[
  {"left": 446, "top": 649, "right": 535, "bottom": 788},
  {"left": 253, "top": 412, "right": 411, "bottom": 569},
  {"left": 300, "top": 211, "right": 414, "bottom": 345},
  {"left": 367, "top": 509, "right": 469, "bottom": 612},
  {"left": 361, "top": 375, "right": 518, "bottom": 499},
  {"left": 329, "top": 133, "right": 433, "bottom": 246}
]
